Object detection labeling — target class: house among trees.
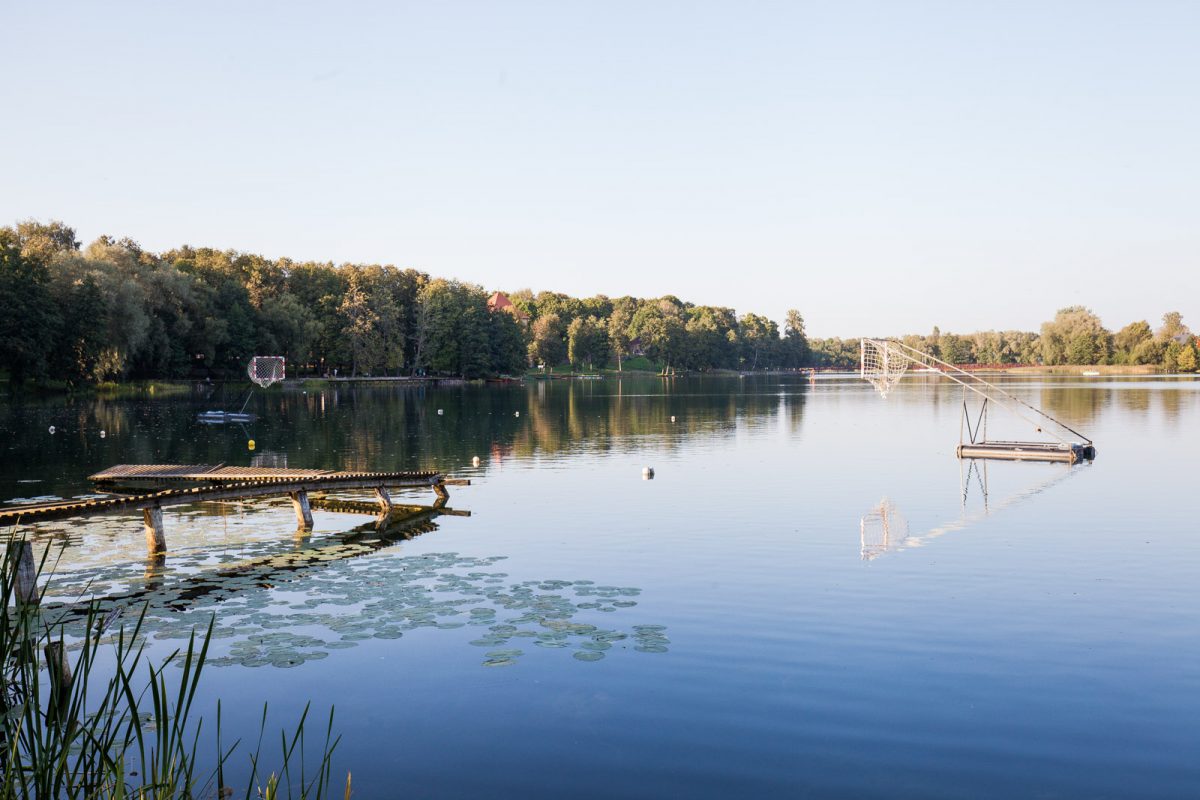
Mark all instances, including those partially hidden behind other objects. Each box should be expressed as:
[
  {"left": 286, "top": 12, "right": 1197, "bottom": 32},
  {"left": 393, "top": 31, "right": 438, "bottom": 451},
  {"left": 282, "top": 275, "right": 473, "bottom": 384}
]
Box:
[{"left": 487, "top": 292, "right": 530, "bottom": 323}]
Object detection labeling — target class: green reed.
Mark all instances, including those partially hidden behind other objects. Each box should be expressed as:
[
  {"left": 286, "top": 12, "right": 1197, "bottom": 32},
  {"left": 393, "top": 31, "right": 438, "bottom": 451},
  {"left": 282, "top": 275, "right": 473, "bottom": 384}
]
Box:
[{"left": 1, "top": 538, "right": 344, "bottom": 799}]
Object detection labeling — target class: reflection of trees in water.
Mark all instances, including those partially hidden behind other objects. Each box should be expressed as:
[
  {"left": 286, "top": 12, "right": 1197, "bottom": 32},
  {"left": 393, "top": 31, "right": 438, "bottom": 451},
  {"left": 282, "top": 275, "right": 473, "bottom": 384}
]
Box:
[
  {"left": 515, "top": 378, "right": 800, "bottom": 457},
  {"left": 1116, "top": 388, "right": 1152, "bottom": 413},
  {"left": 1157, "top": 383, "right": 1193, "bottom": 424},
  {"left": 0, "top": 397, "right": 139, "bottom": 493},
  {"left": 859, "top": 373, "right": 1113, "bottom": 431},
  {"left": 1038, "top": 387, "right": 1106, "bottom": 428},
  {"left": 2, "top": 377, "right": 796, "bottom": 494},
  {"left": 142, "top": 377, "right": 805, "bottom": 474}
]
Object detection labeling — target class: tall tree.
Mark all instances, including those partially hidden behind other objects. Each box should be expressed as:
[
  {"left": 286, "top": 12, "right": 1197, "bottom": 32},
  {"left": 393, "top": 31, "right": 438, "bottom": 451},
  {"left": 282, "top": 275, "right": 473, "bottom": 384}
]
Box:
[
  {"left": 1157, "top": 311, "right": 1190, "bottom": 342},
  {"left": 783, "top": 309, "right": 810, "bottom": 367},
  {"left": 738, "top": 313, "right": 778, "bottom": 370},
  {"left": 1040, "top": 307, "right": 1111, "bottom": 366},
  {"left": 488, "top": 305, "right": 528, "bottom": 375},
  {"left": 567, "top": 316, "right": 609, "bottom": 370},
  {"left": 0, "top": 228, "right": 60, "bottom": 382},
  {"left": 528, "top": 313, "right": 567, "bottom": 368},
  {"left": 1112, "top": 321, "right": 1153, "bottom": 364},
  {"left": 606, "top": 299, "right": 636, "bottom": 371}
]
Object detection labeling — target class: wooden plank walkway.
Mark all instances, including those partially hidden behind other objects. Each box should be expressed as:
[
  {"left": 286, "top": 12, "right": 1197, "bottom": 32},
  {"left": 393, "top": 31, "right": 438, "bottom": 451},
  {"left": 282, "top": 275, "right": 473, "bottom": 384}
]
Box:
[{"left": 90, "top": 464, "right": 342, "bottom": 486}]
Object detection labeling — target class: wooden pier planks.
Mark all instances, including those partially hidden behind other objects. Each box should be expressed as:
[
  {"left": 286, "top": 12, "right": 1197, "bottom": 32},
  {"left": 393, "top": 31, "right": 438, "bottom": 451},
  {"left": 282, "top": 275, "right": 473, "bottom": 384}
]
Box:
[
  {"left": 89, "top": 464, "right": 336, "bottom": 485},
  {"left": 2, "top": 467, "right": 447, "bottom": 527}
]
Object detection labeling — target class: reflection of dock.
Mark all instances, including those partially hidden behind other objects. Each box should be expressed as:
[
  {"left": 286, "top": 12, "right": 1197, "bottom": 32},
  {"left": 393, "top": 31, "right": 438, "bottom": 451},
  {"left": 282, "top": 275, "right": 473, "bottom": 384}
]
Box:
[
  {"left": 1, "top": 464, "right": 468, "bottom": 557},
  {"left": 48, "top": 499, "right": 471, "bottom": 627}
]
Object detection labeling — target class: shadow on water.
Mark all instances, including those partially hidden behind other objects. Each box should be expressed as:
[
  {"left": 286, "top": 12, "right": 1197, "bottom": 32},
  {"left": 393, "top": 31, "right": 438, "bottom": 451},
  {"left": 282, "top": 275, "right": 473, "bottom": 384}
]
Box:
[{"left": 35, "top": 503, "right": 669, "bottom": 670}]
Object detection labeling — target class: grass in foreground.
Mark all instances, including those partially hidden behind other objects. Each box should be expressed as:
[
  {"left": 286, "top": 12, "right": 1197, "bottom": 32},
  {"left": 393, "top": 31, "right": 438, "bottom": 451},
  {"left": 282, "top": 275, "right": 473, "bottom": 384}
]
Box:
[{"left": 2, "top": 539, "right": 348, "bottom": 799}]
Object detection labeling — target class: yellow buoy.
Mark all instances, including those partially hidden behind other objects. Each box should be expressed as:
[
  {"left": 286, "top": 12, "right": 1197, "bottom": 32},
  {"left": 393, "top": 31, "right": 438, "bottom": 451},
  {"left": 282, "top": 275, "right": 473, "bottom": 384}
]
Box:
[{"left": 248, "top": 439, "right": 256, "bottom": 450}]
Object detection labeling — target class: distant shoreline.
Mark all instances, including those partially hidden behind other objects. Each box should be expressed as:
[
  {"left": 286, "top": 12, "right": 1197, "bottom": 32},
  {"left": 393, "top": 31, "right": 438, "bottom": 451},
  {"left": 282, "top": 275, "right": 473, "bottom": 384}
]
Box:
[{"left": 3, "top": 363, "right": 1188, "bottom": 396}]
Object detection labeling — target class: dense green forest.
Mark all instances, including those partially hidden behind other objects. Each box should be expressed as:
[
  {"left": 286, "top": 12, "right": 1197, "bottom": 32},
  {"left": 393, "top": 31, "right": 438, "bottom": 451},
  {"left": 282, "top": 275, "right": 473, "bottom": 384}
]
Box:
[
  {"left": 0, "top": 220, "right": 808, "bottom": 382},
  {"left": 1, "top": 220, "right": 1196, "bottom": 384}
]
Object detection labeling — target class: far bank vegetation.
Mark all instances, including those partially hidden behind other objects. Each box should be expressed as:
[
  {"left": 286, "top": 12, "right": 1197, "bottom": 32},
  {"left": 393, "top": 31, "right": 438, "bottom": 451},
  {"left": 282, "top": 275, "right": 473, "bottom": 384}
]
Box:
[{"left": 1, "top": 220, "right": 1195, "bottom": 384}]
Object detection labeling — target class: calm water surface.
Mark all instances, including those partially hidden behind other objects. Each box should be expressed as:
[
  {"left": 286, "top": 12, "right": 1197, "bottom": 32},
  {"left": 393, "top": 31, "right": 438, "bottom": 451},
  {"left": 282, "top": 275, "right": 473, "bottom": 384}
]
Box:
[{"left": 2, "top": 375, "right": 1198, "bottom": 798}]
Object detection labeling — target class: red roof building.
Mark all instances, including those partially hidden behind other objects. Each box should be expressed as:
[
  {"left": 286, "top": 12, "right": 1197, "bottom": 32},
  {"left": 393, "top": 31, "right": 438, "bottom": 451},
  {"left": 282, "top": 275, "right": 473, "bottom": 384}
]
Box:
[{"left": 487, "top": 292, "right": 530, "bottom": 322}]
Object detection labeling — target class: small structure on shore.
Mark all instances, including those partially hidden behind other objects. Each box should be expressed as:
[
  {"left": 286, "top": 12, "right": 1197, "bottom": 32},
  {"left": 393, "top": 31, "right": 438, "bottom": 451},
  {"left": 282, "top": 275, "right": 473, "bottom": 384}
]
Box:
[{"left": 486, "top": 292, "right": 530, "bottom": 323}]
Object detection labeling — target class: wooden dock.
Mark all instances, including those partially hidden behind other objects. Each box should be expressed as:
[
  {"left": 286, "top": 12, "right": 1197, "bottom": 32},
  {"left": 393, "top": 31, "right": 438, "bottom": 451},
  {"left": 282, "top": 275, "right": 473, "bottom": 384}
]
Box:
[{"left": 1, "top": 464, "right": 468, "bottom": 557}]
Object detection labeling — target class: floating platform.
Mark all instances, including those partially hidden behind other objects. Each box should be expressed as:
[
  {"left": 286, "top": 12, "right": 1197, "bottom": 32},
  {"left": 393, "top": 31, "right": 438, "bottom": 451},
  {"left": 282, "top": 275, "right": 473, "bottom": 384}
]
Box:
[
  {"left": 956, "top": 441, "right": 1096, "bottom": 464},
  {"left": 196, "top": 410, "right": 255, "bottom": 424}
]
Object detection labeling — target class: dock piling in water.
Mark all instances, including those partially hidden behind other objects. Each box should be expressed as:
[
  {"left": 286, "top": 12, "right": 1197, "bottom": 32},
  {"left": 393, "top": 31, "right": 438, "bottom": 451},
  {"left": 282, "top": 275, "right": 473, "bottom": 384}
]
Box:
[
  {"left": 375, "top": 486, "right": 394, "bottom": 514},
  {"left": 7, "top": 540, "right": 38, "bottom": 606},
  {"left": 143, "top": 506, "right": 166, "bottom": 554},
  {"left": 290, "top": 490, "right": 314, "bottom": 529},
  {"left": 44, "top": 640, "right": 74, "bottom": 723}
]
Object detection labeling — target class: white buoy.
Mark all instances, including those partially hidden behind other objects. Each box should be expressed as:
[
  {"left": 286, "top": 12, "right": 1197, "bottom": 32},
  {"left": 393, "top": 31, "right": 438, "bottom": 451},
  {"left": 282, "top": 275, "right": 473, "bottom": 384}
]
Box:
[
  {"left": 642, "top": 466, "right": 655, "bottom": 480},
  {"left": 48, "top": 426, "right": 56, "bottom": 435},
  {"left": 437, "top": 409, "right": 444, "bottom": 415},
  {"left": 515, "top": 411, "right": 520, "bottom": 417},
  {"left": 99, "top": 430, "right": 106, "bottom": 438},
  {"left": 472, "top": 456, "right": 481, "bottom": 467},
  {"left": 670, "top": 415, "right": 676, "bottom": 423}
]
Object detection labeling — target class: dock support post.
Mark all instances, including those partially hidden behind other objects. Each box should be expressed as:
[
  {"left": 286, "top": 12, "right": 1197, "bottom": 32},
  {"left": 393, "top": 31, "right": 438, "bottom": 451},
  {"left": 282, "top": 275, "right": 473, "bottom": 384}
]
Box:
[
  {"left": 7, "top": 541, "right": 38, "bottom": 606},
  {"left": 290, "top": 491, "right": 314, "bottom": 530},
  {"left": 374, "top": 487, "right": 393, "bottom": 514},
  {"left": 143, "top": 506, "right": 166, "bottom": 555},
  {"left": 44, "top": 640, "right": 74, "bottom": 723}
]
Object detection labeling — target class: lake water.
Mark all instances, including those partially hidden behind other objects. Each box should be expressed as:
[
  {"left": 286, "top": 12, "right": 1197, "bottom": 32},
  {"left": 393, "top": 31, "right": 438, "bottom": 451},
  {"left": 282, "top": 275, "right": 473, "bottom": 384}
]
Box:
[{"left": 2, "top": 374, "right": 1198, "bottom": 798}]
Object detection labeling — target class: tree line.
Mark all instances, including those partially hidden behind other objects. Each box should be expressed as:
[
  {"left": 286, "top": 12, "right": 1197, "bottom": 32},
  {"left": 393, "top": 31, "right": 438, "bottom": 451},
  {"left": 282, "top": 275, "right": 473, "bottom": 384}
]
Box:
[
  {"left": 809, "top": 306, "right": 1198, "bottom": 372},
  {"left": 0, "top": 220, "right": 809, "bottom": 384},
  {"left": 2, "top": 220, "right": 1194, "bottom": 384}
]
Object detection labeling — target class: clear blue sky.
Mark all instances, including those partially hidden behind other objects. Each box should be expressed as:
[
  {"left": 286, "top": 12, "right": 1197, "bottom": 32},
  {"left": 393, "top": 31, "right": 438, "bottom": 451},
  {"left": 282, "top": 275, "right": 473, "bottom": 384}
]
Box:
[{"left": 3, "top": 1, "right": 1196, "bottom": 337}]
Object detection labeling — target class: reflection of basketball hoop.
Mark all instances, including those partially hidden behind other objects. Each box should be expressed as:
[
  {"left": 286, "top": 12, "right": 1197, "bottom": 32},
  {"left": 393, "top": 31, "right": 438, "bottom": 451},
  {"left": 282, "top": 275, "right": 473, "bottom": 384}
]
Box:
[
  {"left": 248, "top": 356, "right": 286, "bottom": 388},
  {"left": 860, "top": 498, "right": 908, "bottom": 560}
]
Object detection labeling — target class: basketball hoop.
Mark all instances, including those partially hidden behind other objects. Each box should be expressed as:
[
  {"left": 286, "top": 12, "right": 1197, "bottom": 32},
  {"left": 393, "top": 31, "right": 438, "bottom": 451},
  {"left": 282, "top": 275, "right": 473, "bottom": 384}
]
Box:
[{"left": 248, "top": 356, "right": 286, "bottom": 388}]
